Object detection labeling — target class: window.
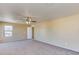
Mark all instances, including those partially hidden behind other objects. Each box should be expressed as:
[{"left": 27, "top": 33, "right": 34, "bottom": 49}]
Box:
[{"left": 4, "top": 26, "right": 13, "bottom": 37}]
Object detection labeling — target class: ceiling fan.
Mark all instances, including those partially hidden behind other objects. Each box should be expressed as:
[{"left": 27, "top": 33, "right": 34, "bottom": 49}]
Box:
[
  {"left": 22, "top": 16, "right": 37, "bottom": 27},
  {"left": 25, "top": 16, "right": 36, "bottom": 24},
  {"left": 15, "top": 14, "right": 37, "bottom": 26}
]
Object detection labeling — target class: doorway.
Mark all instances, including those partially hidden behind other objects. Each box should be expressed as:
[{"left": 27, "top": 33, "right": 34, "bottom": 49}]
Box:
[{"left": 27, "top": 26, "right": 34, "bottom": 40}]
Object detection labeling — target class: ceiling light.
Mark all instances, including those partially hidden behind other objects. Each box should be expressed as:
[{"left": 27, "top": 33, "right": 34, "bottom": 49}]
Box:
[{"left": 26, "top": 21, "right": 29, "bottom": 24}]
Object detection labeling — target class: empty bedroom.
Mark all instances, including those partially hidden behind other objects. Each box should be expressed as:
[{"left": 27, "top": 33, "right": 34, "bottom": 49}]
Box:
[{"left": 0, "top": 3, "right": 79, "bottom": 55}]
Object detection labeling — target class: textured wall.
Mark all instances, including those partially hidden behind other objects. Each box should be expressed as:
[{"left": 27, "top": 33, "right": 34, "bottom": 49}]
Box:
[
  {"left": 0, "top": 22, "right": 27, "bottom": 43},
  {"left": 35, "top": 14, "right": 79, "bottom": 52}
]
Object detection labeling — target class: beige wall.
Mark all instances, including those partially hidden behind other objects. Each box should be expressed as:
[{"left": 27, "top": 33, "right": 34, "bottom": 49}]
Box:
[
  {"left": 35, "top": 14, "right": 79, "bottom": 52},
  {"left": 0, "top": 22, "right": 27, "bottom": 43}
]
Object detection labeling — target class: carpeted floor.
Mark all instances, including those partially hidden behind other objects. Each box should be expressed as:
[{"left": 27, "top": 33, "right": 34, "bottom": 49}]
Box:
[{"left": 0, "top": 40, "right": 78, "bottom": 55}]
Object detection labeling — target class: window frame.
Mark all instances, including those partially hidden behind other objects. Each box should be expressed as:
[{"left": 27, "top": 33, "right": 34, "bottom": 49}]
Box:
[{"left": 4, "top": 25, "right": 13, "bottom": 37}]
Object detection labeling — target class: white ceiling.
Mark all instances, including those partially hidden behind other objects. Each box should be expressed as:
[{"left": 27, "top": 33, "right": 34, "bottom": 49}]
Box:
[{"left": 0, "top": 3, "right": 79, "bottom": 23}]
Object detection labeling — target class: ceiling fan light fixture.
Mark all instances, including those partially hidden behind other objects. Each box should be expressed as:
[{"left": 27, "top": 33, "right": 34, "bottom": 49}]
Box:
[
  {"left": 26, "top": 21, "right": 31, "bottom": 24},
  {"left": 28, "top": 21, "right": 31, "bottom": 24},
  {"left": 26, "top": 21, "right": 29, "bottom": 24},
  {"left": 25, "top": 16, "right": 36, "bottom": 26},
  {"left": 29, "top": 18, "right": 32, "bottom": 21}
]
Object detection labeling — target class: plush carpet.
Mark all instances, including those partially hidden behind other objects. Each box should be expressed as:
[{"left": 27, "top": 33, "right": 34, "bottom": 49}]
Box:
[{"left": 0, "top": 40, "right": 78, "bottom": 55}]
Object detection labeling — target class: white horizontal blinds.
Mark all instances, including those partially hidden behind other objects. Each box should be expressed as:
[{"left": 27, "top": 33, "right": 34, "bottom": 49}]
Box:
[{"left": 4, "top": 26, "right": 13, "bottom": 37}]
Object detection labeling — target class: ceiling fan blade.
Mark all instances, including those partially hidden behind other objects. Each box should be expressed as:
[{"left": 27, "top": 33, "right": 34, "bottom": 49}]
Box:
[
  {"left": 31, "top": 21, "right": 36, "bottom": 22},
  {"left": 14, "top": 13, "right": 38, "bottom": 23}
]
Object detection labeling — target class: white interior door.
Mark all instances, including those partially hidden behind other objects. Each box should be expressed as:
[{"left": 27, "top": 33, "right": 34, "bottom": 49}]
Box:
[{"left": 27, "top": 27, "right": 32, "bottom": 39}]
